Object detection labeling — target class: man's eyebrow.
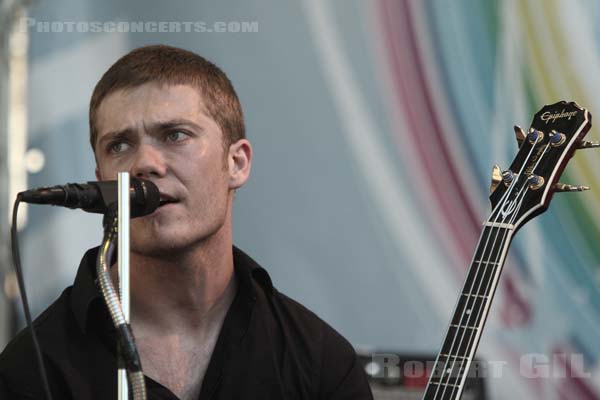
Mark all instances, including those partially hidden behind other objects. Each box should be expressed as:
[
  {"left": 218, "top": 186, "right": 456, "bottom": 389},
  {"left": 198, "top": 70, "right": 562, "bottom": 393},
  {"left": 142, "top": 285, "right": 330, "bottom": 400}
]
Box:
[{"left": 149, "top": 119, "right": 204, "bottom": 132}]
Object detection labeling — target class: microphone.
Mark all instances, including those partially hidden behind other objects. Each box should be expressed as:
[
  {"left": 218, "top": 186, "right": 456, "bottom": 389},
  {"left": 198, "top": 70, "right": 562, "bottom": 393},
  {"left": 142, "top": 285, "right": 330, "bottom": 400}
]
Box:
[{"left": 19, "top": 178, "right": 160, "bottom": 217}]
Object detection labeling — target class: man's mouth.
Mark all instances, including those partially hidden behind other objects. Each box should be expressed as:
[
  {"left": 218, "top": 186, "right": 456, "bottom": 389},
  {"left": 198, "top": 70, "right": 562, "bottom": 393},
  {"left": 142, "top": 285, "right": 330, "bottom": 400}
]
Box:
[{"left": 158, "top": 193, "right": 179, "bottom": 207}]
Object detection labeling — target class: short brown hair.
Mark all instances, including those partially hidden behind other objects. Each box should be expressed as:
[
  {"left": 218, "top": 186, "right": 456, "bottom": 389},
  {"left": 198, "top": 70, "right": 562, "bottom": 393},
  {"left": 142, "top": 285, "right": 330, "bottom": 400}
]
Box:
[{"left": 89, "top": 44, "right": 245, "bottom": 154}]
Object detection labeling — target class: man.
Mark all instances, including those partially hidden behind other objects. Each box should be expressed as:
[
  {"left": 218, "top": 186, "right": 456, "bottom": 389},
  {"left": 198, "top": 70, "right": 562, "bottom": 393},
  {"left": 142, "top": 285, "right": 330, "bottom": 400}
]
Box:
[{"left": 0, "top": 45, "right": 373, "bottom": 399}]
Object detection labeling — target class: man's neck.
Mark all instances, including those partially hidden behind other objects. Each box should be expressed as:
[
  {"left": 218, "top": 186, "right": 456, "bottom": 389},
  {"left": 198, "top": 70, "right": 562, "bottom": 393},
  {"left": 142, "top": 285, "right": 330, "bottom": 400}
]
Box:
[{"left": 111, "top": 233, "right": 238, "bottom": 337}]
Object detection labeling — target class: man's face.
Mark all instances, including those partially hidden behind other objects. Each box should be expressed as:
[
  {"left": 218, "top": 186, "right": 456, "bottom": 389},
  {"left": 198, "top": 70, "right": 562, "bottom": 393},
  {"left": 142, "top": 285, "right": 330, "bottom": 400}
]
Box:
[{"left": 94, "top": 82, "right": 248, "bottom": 256}]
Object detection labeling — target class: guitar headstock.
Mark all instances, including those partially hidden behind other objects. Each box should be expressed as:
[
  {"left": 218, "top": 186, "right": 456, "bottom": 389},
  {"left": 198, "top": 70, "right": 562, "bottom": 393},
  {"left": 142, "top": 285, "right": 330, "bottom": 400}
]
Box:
[{"left": 489, "top": 101, "right": 592, "bottom": 230}]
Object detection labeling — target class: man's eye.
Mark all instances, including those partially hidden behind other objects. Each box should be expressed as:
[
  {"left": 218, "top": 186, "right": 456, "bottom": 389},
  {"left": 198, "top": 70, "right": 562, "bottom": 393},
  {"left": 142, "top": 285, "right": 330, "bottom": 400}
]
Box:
[
  {"left": 166, "top": 131, "right": 187, "bottom": 142},
  {"left": 108, "top": 142, "right": 130, "bottom": 154}
]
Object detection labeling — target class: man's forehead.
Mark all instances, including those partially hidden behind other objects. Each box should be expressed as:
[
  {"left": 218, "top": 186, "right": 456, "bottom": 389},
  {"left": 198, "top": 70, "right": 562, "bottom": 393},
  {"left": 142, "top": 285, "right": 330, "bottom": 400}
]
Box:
[{"left": 96, "top": 83, "right": 210, "bottom": 135}]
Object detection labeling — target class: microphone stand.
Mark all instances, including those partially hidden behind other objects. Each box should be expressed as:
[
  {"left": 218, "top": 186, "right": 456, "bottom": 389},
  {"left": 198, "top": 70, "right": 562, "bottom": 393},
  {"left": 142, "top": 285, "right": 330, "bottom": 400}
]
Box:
[
  {"left": 97, "top": 173, "right": 147, "bottom": 400},
  {"left": 118, "top": 172, "right": 133, "bottom": 400}
]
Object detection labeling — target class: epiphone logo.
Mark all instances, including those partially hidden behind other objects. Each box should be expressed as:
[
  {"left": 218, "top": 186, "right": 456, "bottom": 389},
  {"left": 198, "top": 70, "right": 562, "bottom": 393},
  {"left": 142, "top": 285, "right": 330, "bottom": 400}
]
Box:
[{"left": 541, "top": 109, "right": 577, "bottom": 124}]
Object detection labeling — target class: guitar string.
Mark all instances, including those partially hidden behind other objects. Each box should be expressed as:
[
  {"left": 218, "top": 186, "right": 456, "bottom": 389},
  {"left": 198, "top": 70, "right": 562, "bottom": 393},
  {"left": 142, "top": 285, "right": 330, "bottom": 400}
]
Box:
[
  {"left": 443, "top": 185, "right": 529, "bottom": 400},
  {"left": 429, "top": 139, "right": 537, "bottom": 399},
  {"left": 429, "top": 136, "right": 542, "bottom": 400},
  {"left": 428, "top": 192, "right": 513, "bottom": 399},
  {"left": 442, "top": 139, "right": 550, "bottom": 399},
  {"left": 430, "top": 135, "right": 541, "bottom": 399},
  {"left": 438, "top": 184, "right": 530, "bottom": 400},
  {"left": 445, "top": 140, "right": 551, "bottom": 399},
  {"left": 442, "top": 140, "right": 550, "bottom": 400}
]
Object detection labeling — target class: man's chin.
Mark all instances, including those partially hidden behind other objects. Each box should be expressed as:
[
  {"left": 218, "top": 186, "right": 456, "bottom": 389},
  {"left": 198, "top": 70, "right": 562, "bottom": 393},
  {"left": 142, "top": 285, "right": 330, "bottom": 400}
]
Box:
[
  {"left": 129, "top": 217, "right": 226, "bottom": 258},
  {"left": 130, "top": 240, "right": 192, "bottom": 259}
]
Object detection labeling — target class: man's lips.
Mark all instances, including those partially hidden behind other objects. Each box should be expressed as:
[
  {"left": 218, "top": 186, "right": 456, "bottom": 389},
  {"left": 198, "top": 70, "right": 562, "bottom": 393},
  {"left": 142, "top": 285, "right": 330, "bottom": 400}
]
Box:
[{"left": 158, "top": 192, "right": 180, "bottom": 207}]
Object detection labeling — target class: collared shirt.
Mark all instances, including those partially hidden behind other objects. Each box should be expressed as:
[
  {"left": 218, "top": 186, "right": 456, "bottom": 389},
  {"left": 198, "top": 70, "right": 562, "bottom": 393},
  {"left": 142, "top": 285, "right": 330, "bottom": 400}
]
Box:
[{"left": 0, "top": 246, "right": 373, "bottom": 399}]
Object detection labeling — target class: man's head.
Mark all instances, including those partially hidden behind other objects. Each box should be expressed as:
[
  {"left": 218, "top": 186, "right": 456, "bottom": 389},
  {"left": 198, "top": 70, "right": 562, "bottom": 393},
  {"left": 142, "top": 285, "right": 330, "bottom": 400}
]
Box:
[
  {"left": 91, "top": 45, "right": 252, "bottom": 257},
  {"left": 89, "top": 44, "right": 245, "bottom": 158}
]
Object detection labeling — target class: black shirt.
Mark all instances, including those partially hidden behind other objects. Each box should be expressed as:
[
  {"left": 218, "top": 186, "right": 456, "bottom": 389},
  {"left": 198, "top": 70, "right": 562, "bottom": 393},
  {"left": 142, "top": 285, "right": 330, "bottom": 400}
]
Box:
[
  {"left": 0, "top": 247, "right": 372, "bottom": 400},
  {"left": 0, "top": 246, "right": 373, "bottom": 399}
]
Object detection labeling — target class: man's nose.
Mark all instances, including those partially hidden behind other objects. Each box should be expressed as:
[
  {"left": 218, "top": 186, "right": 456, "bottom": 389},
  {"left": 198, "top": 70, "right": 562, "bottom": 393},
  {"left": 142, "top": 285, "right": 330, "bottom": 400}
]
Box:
[{"left": 130, "top": 143, "right": 167, "bottom": 178}]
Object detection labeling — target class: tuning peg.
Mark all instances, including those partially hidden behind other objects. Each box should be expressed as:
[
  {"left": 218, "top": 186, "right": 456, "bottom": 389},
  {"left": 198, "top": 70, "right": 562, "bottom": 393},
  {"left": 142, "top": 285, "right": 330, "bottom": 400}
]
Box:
[
  {"left": 528, "top": 174, "right": 545, "bottom": 190},
  {"left": 514, "top": 125, "right": 526, "bottom": 147},
  {"left": 554, "top": 183, "right": 590, "bottom": 192},
  {"left": 490, "top": 164, "right": 502, "bottom": 193},
  {"left": 549, "top": 130, "right": 566, "bottom": 147},
  {"left": 578, "top": 140, "right": 600, "bottom": 149}
]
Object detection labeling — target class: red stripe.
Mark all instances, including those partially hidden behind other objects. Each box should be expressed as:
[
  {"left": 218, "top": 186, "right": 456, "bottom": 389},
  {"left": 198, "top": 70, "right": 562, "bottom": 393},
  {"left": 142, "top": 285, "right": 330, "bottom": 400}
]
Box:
[
  {"left": 376, "top": 0, "right": 531, "bottom": 326},
  {"left": 379, "top": 0, "right": 479, "bottom": 264}
]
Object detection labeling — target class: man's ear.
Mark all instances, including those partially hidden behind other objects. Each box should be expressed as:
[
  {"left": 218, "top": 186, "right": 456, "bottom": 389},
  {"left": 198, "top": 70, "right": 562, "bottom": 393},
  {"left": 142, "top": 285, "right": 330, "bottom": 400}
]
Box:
[{"left": 228, "top": 139, "right": 252, "bottom": 190}]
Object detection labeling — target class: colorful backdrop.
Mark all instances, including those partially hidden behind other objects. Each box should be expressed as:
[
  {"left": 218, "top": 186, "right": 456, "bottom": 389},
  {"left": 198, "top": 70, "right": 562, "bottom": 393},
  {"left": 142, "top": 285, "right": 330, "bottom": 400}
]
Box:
[{"left": 5, "top": 1, "right": 600, "bottom": 398}]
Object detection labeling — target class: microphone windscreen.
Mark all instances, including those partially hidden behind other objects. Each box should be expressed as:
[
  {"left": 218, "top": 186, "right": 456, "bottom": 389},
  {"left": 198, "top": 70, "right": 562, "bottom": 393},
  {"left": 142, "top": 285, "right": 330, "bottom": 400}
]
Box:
[{"left": 131, "top": 178, "right": 160, "bottom": 217}]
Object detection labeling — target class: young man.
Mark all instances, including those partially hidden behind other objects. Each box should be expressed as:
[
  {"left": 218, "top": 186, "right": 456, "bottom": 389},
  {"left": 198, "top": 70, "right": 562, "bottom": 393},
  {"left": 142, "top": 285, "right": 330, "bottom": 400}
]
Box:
[{"left": 0, "top": 45, "right": 373, "bottom": 399}]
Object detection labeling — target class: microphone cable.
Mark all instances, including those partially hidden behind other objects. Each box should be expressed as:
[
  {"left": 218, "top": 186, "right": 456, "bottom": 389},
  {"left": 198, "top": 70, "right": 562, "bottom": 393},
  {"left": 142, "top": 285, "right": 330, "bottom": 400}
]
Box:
[
  {"left": 8, "top": 179, "right": 157, "bottom": 400},
  {"left": 10, "top": 194, "right": 53, "bottom": 400}
]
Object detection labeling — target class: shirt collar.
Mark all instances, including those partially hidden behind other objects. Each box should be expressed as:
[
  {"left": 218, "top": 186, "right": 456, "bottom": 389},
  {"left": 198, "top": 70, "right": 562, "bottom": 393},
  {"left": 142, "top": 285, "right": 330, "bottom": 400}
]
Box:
[
  {"left": 232, "top": 245, "right": 273, "bottom": 299},
  {"left": 71, "top": 245, "right": 273, "bottom": 334},
  {"left": 71, "top": 247, "right": 102, "bottom": 334}
]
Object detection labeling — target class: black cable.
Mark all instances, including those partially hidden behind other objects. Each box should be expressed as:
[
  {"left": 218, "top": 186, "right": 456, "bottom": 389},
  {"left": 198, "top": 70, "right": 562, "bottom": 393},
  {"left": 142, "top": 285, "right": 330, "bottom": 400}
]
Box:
[{"left": 10, "top": 194, "right": 53, "bottom": 400}]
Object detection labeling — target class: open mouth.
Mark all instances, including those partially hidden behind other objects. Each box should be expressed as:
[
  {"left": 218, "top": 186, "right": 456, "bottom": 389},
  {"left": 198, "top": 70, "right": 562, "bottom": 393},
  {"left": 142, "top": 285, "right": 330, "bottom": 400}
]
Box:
[
  {"left": 158, "top": 193, "right": 179, "bottom": 208},
  {"left": 158, "top": 200, "right": 178, "bottom": 207}
]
